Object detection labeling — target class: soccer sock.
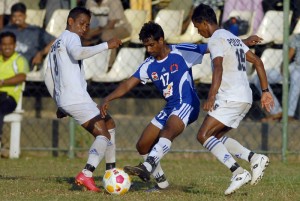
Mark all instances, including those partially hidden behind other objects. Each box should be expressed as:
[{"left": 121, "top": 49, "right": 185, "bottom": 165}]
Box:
[
  {"left": 105, "top": 128, "right": 116, "bottom": 170},
  {"left": 84, "top": 135, "right": 109, "bottom": 176},
  {"left": 220, "top": 136, "right": 251, "bottom": 162},
  {"left": 144, "top": 137, "right": 172, "bottom": 172},
  {"left": 141, "top": 154, "right": 169, "bottom": 189},
  {"left": 203, "top": 136, "right": 239, "bottom": 171}
]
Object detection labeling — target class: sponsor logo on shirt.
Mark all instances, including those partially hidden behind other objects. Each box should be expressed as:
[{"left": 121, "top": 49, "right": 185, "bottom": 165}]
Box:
[
  {"left": 162, "top": 67, "right": 166, "bottom": 72},
  {"left": 151, "top": 72, "right": 159, "bottom": 81}
]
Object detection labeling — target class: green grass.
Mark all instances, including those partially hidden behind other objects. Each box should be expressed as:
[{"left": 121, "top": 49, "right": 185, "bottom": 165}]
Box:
[{"left": 0, "top": 153, "right": 299, "bottom": 201}]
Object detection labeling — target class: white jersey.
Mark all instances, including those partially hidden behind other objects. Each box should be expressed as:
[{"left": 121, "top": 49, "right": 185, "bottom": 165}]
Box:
[
  {"left": 208, "top": 29, "right": 252, "bottom": 103},
  {"left": 46, "top": 30, "right": 108, "bottom": 107}
]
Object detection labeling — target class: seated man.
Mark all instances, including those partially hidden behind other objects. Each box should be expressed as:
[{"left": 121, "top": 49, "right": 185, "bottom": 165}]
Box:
[
  {"left": 251, "top": 33, "right": 300, "bottom": 121},
  {"left": 0, "top": 31, "right": 29, "bottom": 157},
  {"left": 1, "top": 2, "right": 55, "bottom": 70}
]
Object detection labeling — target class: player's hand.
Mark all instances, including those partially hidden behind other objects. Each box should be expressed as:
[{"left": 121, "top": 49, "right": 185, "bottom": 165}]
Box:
[
  {"left": 203, "top": 96, "right": 215, "bottom": 112},
  {"left": 32, "top": 51, "right": 43, "bottom": 66},
  {"left": 56, "top": 108, "right": 67, "bottom": 118},
  {"left": 99, "top": 98, "right": 110, "bottom": 118},
  {"left": 261, "top": 92, "right": 274, "bottom": 113},
  {"left": 107, "top": 38, "right": 122, "bottom": 49},
  {"left": 244, "top": 35, "right": 263, "bottom": 46}
]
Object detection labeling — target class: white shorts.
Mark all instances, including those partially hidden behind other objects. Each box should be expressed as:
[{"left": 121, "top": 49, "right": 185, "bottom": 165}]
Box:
[
  {"left": 60, "top": 102, "right": 100, "bottom": 125},
  {"left": 208, "top": 100, "right": 251, "bottom": 128}
]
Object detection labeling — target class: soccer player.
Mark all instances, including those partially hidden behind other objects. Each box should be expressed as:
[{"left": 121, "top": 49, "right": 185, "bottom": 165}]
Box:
[
  {"left": 44, "top": 7, "right": 122, "bottom": 192},
  {"left": 99, "top": 21, "right": 261, "bottom": 191},
  {"left": 191, "top": 4, "right": 274, "bottom": 195}
]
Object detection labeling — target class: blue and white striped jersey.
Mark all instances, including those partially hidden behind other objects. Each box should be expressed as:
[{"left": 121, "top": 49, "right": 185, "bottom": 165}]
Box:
[{"left": 133, "top": 43, "right": 207, "bottom": 107}]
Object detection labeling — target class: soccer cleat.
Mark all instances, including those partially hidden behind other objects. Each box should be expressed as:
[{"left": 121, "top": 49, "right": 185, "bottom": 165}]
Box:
[
  {"left": 224, "top": 169, "right": 251, "bottom": 195},
  {"left": 75, "top": 172, "right": 100, "bottom": 192},
  {"left": 124, "top": 163, "right": 150, "bottom": 182},
  {"left": 250, "top": 154, "right": 270, "bottom": 185}
]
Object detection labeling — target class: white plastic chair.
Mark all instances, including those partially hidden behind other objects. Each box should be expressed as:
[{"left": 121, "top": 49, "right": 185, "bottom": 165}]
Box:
[
  {"left": 123, "top": 9, "right": 148, "bottom": 44},
  {"left": 192, "top": 54, "right": 212, "bottom": 84},
  {"left": 167, "top": 21, "right": 202, "bottom": 44},
  {"left": 292, "top": 19, "right": 300, "bottom": 34},
  {"left": 26, "top": 55, "right": 49, "bottom": 82},
  {"left": 154, "top": 9, "right": 184, "bottom": 40},
  {"left": 46, "top": 9, "right": 70, "bottom": 37},
  {"left": 255, "top": 11, "right": 292, "bottom": 44},
  {"left": 25, "top": 9, "right": 46, "bottom": 27},
  {"left": 92, "top": 47, "right": 146, "bottom": 82},
  {"left": 84, "top": 50, "right": 111, "bottom": 80},
  {"left": 3, "top": 83, "right": 25, "bottom": 159}
]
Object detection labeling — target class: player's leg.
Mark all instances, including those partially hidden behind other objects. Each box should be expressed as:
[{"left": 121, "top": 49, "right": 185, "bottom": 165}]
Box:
[
  {"left": 125, "top": 103, "right": 196, "bottom": 182},
  {"left": 63, "top": 103, "right": 110, "bottom": 192},
  {"left": 288, "top": 62, "right": 300, "bottom": 118},
  {"left": 104, "top": 115, "right": 116, "bottom": 170},
  {"left": 136, "top": 123, "right": 169, "bottom": 190}
]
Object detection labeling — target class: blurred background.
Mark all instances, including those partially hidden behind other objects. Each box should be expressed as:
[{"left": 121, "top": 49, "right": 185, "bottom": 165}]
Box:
[{"left": 1, "top": 0, "right": 299, "bottom": 160}]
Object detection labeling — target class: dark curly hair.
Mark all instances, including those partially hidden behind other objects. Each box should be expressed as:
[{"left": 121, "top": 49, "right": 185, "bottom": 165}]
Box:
[{"left": 139, "top": 21, "right": 164, "bottom": 42}]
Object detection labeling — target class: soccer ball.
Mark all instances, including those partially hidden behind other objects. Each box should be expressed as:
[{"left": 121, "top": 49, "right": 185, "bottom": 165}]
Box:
[{"left": 102, "top": 168, "right": 131, "bottom": 195}]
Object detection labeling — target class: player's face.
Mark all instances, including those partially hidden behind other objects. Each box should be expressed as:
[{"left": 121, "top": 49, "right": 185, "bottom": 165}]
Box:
[
  {"left": 11, "top": 11, "right": 26, "bottom": 27},
  {"left": 68, "top": 13, "right": 90, "bottom": 37},
  {"left": 0, "top": 36, "right": 16, "bottom": 59},
  {"left": 143, "top": 37, "right": 163, "bottom": 58},
  {"left": 193, "top": 21, "right": 210, "bottom": 38}
]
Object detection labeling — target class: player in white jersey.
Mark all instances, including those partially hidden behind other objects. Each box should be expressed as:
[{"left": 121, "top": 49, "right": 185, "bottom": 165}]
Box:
[
  {"left": 192, "top": 4, "right": 274, "bottom": 195},
  {"left": 44, "top": 7, "right": 122, "bottom": 192}
]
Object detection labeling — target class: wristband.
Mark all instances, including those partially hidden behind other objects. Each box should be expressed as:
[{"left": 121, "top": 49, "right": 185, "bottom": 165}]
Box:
[{"left": 262, "top": 88, "right": 269, "bottom": 93}]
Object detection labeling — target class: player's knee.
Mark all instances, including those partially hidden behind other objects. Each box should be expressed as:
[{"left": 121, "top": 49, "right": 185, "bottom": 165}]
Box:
[{"left": 106, "top": 118, "right": 116, "bottom": 129}]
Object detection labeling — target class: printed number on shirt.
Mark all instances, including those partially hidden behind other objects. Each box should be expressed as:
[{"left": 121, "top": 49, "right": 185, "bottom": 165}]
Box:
[
  {"left": 53, "top": 54, "right": 59, "bottom": 75},
  {"left": 235, "top": 48, "right": 246, "bottom": 71},
  {"left": 161, "top": 72, "right": 174, "bottom": 98}
]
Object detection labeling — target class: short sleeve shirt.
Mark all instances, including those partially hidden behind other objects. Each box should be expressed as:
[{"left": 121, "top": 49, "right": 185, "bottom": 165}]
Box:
[{"left": 0, "top": 52, "right": 29, "bottom": 102}]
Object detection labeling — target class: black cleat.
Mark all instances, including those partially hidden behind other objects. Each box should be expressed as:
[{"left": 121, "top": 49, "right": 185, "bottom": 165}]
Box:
[{"left": 124, "top": 163, "right": 151, "bottom": 182}]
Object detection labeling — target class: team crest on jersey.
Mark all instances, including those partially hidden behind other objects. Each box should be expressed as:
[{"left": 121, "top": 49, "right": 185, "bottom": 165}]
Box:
[
  {"left": 151, "top": 72, "right": 159, "bottom": 81},
  {"left": 170, "top": 63, "right": 178, "bottom": 74}
]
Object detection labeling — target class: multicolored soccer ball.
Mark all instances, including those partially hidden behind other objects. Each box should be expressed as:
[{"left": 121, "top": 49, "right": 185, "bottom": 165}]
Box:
[{"left": 102, "top": 168, "right": 131, "bottom": 195}]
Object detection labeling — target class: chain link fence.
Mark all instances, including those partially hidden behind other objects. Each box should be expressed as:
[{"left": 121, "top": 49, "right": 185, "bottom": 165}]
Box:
[{"left": 2, "top": 0, "right": 300, "bottom": 158}]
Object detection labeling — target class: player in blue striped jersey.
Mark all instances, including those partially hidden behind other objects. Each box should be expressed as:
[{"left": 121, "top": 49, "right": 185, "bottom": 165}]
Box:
[{"left": 100, "top": 21, "right": 207, "bottom": 191}]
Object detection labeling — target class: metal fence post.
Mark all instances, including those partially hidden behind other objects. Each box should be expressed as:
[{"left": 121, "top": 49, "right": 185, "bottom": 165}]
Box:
[{"left": 69, "top": 118, "right": 75, "bottom": 159}]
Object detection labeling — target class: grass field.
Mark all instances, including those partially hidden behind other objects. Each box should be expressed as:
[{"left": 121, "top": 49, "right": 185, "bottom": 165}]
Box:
[{"left": 0, "top": 153, "right": 299, "bottom": 201}]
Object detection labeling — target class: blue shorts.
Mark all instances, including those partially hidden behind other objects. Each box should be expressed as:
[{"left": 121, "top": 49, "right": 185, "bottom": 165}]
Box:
[{"left": 151, "top": 101, "right": 200, "bottom": 129}]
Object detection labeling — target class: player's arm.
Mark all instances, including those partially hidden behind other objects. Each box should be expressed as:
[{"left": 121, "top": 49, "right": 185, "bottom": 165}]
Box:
[
  {"left": 246, "top": 51, "right": 274, "bottom": 112},
  {"left": 99, "top": 76, "right": 140, "bottom": 117},
  {"left": 70, "top": 37, "right": 122, "bottom": 60},
  {"left": 242, "top": 35, "right": 263, "bottom": 47},
  {"left": 204, "top": 56, "right": 223, "bottom": 112}
]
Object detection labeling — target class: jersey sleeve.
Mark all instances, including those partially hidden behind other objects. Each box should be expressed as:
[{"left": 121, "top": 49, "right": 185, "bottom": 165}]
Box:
[
  {"left": 65, "top": 32, "right": 109, "bottom": 60},
  {"left": 16, "top": 56, "right": 29, "bottom": 74},
  {"left": 173, "top": 43, "right": 208, "bottom": 67},
  {"left": 132, "top": 58, "right": 150, "bottom": 84},
  {"left": 208, "top": 37, "right": 225, "bottom": 59}
]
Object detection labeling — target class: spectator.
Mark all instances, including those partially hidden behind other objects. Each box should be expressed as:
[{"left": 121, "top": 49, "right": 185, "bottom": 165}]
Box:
[
  {"left": 84, "top": 0, "right": 131, "bottom": 67},
  {"left": 252, "top": 33, "right": 300, "bottom": 121},
  {"left": 0, "top": 0, "right": 19, "bottom": 30},
  {"left": 222, "top": 0, "right": 264, "bottom": 34},
  {"left": 0, "top": 31, "right": 29, "bottom": 157},
  {"left": 38, "top": 0, "right": 71, "bottom": 27},
  {"left": 84, "top": 0, "right": 132, "bottom": 44},
  {"left": 1, "top": 2, "right": 55, "bottom": 70}
]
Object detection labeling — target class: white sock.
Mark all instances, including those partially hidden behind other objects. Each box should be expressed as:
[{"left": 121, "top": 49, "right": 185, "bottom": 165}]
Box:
[
  {"left": 86, "top": 135, "right": 109, "bottom": 169},
  {"left": 144, "top": 137, "right": 172, "bottom": 172},
  {"left": 105, "top": 128, "right": 116, "bottom": 164},
  {"left": 141, "top": 154, "right": 168, "bottom": 188},
  {"left": 203, "top": 136, "right": 237, "bottom": 169},
  {"left": 220, "top": 136, "right": 251, "bottom": 161}
]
